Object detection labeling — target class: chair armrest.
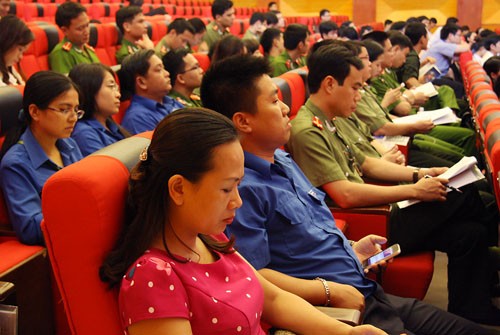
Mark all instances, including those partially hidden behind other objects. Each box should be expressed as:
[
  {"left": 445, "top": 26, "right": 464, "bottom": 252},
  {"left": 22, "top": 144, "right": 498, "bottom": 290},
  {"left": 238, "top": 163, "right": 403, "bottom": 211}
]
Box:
[
  {"left": 270, "top": 307, "right": 361, "bottom": 334},
  {"left": 329, "top": 205, "right": 392, "bottom": 241},
  {"left": 0, "top": 281, "right": 14, "bottom": 302}
]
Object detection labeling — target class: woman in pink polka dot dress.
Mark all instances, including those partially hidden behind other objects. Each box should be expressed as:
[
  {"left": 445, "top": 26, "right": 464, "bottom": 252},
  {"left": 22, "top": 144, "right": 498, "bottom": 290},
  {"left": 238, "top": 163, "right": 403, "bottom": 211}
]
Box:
[{"left": 100, "top": 108, "right": 388, "bottom": 335}]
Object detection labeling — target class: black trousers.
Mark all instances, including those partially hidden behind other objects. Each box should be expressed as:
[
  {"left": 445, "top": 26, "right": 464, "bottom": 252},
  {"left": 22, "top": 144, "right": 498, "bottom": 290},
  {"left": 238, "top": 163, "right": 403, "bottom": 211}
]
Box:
[
  {"left": 364, "top": 284, "right": 499, "bottom": 335},
  {"left": 388, "top": 183, "right": 498, "bottom": 317}
]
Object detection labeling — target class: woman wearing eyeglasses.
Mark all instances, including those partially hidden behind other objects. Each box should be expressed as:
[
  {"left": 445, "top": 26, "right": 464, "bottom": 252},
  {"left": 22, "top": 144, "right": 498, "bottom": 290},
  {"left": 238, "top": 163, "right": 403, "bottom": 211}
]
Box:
[
  {"left": 0, "top": 71, "right": 83, "bottom": 245},
  {"left": 69, "top": 63, "right": 131, "bottom": 157}
]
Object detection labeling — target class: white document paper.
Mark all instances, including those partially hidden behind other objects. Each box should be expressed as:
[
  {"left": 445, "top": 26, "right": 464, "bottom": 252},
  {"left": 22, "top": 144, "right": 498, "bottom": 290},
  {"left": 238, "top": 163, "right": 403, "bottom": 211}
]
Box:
[
  {"left": 397, "top": 156, "right": 484, "bottom": 208},
  {"left": 411, "top": 82, "right": 439, "bottom": 97},
  {"left": 392, "top": 107, "right": 459, "bottom": 126},
  {"left": 376, "top": 135, "right": 411, "bottom": 150}
]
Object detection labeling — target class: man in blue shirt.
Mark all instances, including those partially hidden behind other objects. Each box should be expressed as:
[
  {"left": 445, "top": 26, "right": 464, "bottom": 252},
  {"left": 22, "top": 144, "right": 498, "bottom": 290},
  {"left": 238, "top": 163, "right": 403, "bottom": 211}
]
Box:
[
  {"left": 0, "top": 128, "right": 82, "bottom": 245},
  {"left": 200, "top": 55, "right": 499, "bottom": 334},
  {"left": 119, "top": 49, "right": 183, "bottom": 134}
]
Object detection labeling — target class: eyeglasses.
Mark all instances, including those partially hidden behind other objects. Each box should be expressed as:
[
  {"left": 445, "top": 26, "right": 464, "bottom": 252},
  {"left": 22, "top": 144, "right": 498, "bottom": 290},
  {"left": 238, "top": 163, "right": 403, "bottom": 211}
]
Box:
[
  {"left": 46, "top": 106, "right": 85, "bottom": 119},
  {"left": 179, "top": 64, "right": 201, "bottom": 74}
]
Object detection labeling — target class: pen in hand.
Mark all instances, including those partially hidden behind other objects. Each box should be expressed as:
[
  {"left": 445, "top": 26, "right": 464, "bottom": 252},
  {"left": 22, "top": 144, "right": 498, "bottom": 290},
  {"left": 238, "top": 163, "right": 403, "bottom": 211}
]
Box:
[{"left": 424, "top": 175, "right": 463, "bottom": 193}]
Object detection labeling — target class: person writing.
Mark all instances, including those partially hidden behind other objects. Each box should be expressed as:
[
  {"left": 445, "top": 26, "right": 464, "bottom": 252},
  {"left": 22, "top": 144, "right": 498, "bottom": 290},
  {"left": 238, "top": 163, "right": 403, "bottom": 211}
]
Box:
[{"left": 100, "top": 108, "right": 387, "bottom": 335}]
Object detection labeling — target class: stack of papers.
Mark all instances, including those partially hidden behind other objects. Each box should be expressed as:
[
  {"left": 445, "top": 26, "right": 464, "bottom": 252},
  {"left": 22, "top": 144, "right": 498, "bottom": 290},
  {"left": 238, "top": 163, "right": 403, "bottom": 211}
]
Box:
[
  {"left": 397, "top": 156, "right": 484, "bottom": 208},
  {"left": 376, "top": 135, "right": 411, "bottom": 150},
  {"left": 392, "top": 107, "right": 459, "bottom": 126}
]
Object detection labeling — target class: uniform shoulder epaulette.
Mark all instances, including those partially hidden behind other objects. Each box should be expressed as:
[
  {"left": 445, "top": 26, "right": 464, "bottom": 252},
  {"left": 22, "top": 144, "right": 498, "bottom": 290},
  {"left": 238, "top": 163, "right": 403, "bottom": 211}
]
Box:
[
  {"left": 127, "top": 46, "right": 134, "bottom": 54},
  {"left": 62, "top": 42, "right": 72, "bottom": 52},
  {"left": 84, "top": 44, "right": 95, "bottom": 52},
  {"left": 224, "top": 27, "right": 230, "bottom": 33},
  {"left": 190, "top": 94, "right": 201, "bottom": 101},
  {"left": 312, "top": 116, "right": 323, "bottom": 130},
  {"left": 175, "top": 96, "right": 188, "bottom": 105},
  {"left": 212, "top": 24, "right": 219, "bottom": 31}
]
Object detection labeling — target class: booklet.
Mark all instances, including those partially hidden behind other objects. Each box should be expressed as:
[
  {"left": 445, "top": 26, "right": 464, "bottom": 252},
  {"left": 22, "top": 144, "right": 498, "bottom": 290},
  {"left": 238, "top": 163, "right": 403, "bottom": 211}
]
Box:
[
  {"left": 397, "top": 156, "right": 484, "bottom": 208},
  {"left": 419, "top": 63, "right": 441, "bottom": 83},
  {"left": 392, "top": 107, "right": 459, "bottom": 125},
  {"left": 411, "top": 82, "right": 438, "bottom": 98}
]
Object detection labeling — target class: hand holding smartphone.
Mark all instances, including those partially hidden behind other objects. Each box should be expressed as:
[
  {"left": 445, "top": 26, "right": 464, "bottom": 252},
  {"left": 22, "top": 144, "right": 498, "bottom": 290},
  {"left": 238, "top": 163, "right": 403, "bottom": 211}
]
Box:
[{"left": 362, "top": 244, "right": 401, "bottom": 269}]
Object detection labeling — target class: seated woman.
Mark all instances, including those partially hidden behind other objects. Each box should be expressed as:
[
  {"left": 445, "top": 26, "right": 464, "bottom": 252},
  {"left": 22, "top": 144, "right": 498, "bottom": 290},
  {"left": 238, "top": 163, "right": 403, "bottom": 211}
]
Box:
[
  {"left": 0, "top": 15, "right": 34, "bottom": 86},
  {"left": 0, "top": 71, "right": 83, "bottom": 245},
  {"left": 69, "top": 63, "right": 130, "bottom": 156},
  {"left": 100, "top": 108, "right": 387, "bottom": 335},
  {"left": 210, "top": 35, "right": 247, "bottom": 64}
]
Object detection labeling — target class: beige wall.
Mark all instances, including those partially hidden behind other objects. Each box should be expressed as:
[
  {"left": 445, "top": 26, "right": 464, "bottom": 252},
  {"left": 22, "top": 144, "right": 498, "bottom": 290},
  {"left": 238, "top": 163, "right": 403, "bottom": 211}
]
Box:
[{"left": 375, "top": 0, "right": 457, "bottom": 24}]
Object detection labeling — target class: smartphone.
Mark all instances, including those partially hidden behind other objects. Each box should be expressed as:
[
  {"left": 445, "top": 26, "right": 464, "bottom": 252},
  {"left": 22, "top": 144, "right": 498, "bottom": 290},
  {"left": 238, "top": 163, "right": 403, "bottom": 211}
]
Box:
[{"left": 362, "top": 244, "right": 401, "bottom": 269}]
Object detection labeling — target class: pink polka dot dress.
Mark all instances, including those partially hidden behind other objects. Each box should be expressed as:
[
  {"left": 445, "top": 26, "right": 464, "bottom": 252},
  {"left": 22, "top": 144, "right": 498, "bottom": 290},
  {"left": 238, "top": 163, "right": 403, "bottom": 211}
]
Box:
[{"left": 119, "top": 248, "right": 266, "bottom": 335}]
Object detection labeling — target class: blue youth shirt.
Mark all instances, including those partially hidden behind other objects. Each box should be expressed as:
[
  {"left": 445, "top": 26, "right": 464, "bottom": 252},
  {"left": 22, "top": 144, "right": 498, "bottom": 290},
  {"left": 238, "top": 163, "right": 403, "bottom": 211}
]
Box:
[
  {"left": 0, "top": 128, "right": 83, "bottom": 245},
  {"left": 71, "top": 118, "right": 125, "bottom": 157},
  {"left": 225, "top": 150, "right": 376, "bottom": 297},
  {"left": 121, "top": 94, "right": 183, "bottom": 135}
]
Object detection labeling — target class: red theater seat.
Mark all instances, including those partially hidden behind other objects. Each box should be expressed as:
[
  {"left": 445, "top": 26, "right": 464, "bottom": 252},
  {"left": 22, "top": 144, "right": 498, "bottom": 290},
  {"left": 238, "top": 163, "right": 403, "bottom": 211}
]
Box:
[
  {"left": 89, "top": 23, "right": 115, "bottom": 66},
  {"left": 19, "top": 24, "right": 59, "bottom": 79}
]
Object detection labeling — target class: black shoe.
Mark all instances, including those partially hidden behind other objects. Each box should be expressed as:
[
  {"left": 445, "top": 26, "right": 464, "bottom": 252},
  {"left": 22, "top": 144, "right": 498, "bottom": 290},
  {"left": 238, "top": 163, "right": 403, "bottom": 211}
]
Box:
[{"left": 458, "top": 305, "right": 500, "bottom": 326}]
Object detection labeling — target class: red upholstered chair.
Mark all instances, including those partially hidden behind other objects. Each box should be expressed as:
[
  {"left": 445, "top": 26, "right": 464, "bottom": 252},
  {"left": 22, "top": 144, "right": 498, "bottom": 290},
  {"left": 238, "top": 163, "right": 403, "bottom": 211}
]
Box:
[
  {"left": 102, "top": 22, "right": 121, "bottom": 66},
  {"left": 89, "top": 23, "right": 115, "bottom": 66},
  {"left": 484, "top": 124, "right": 500, "bottom": 211},
  {"left": 41, "top": 134, "right": 153, "bottom": 335},
  {"left": 20, "top": 23, "right": 60, "bottom": 78},
  {"left": 278, "top": 70, "right": 308, "bottom": 120},
  {"left": 193, "top": 52, "right": 210, "bottom": 72}
]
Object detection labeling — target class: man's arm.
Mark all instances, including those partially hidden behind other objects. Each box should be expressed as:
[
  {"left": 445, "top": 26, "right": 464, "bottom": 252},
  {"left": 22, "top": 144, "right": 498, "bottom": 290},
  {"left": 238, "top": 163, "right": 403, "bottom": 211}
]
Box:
[
  {"left": 373, "top": 120, "right": 434, "bottom": 136},
  {"left": 258, "top": 268, "right": 365, "bottom": 311}
]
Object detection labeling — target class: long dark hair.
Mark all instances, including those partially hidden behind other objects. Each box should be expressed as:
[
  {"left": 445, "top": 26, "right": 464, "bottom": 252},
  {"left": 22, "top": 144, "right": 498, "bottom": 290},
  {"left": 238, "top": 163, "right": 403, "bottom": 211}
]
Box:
[
  {"left": 1, "top": 71, "right": 78, "bottom": 158},
  {"left": 100, "top": 108, "right": 238, "bottom": 287},
  {"left": 0, "top": 15, "right": 34, "bottom": 85},
  {"left": 68, "top": 63, "right": 131, "bottom": 138}
]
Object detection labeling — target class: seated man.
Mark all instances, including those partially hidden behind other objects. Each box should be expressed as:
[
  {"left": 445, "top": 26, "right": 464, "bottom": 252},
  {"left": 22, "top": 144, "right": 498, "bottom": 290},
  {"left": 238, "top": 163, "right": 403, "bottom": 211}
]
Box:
[
  {"left": 49, "top": 1, "right": 100, "bottom": 74},
  {"left": 319, "top": 21, "right": 339, "bottom": 41},
  {"left": 200, "top": 54, "right": 500, "bottom": 333},
  {"left": 154, "top": 18, "right": 195, "bottom": 58},
  {"left": 199, "top": 0, "right": 234, "bottom": 53},
  {"left": 271, "top": 24, "right": 309, "bottom": 77},
  {"left": 162, "top": 49, "right": 203, "bottom": 107},
  {"left": 242, "top": 12, "right": 267, "bottom": 42},
  {"left": 115, "top": 6, "right": 154, "bottom": 64},
  {"left": 423, "top": 23, "right": 470, "bottom": 80},
  {"left": 119, "top": 50, "right": 183, "bottom": 134},
  {"left": 319, "top": 8, "right": 331, "bottom": 23},
  {"left": 187, "top": 17, "right": 208, "bottom": 53},
  {"left": 286, "top": 44, "right": 500, "bottom": 325}
]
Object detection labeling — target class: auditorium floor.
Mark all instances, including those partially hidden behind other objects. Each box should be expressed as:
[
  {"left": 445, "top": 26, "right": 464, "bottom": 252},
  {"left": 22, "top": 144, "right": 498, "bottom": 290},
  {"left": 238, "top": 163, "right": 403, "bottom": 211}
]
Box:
[{"left": 422, "top": 251, "right": 500, "bottom": 331}]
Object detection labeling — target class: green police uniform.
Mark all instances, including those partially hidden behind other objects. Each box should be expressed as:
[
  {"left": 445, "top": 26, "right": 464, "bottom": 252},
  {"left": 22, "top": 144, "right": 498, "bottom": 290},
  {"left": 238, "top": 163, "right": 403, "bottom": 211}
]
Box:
[
  {"left": 154, "top": 37, "right": 171, "bottom": 58},
  {"left": 286, "top": 99, "right": 366, "bottom": 188},
  {"left": 270, "top": 51, "right": 306, "bottom": 77},
  {"left": 357, "top": 86, "right": 475, "bottom": 164},
  {"left": 116, "top": 39, "right": 139, "bottom": 64},
  {"left": 242, "top": 29, "right": 259, "bottom": 41},
  {"left": 168, "top": 90, "right": 202, "bottom": 107},
  {"left": 49, "top": 38, "right": 100, "bottom": 74},
  {"left": 334, "top": 115, "right": 381, "bottom": 159},
  {"left": 202, "top": 21, "right": 231, "bottom": 50}
]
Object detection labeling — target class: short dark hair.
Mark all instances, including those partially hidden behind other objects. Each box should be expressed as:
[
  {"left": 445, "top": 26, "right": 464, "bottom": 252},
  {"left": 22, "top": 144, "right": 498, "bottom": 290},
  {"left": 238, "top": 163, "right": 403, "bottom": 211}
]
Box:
[
  {"left": 307, "top": 45, "right": 363, "bottom": 93},
  {"left": 384, "top": 19, "right": 393, "bottom": 26},
  {"left": 389, "top": 21, "right": 406, "bottom": 32},
  {"left": 243, "top": 38, "right": 260, "bottom": 55},
  {"left": 249, "top": 12, "right": 265, "bottom": 25},
  {"left": 484, "top": 35, "right": 500, "bottom": 51},
  {"left": 339, "top": 26, "right": 359, "bottom": 40},
  {"left": 268, "top": 1, "right": 277, "bottom": 10},
  {"left": 405, "top": 22, "right": 427, "bottom": 46},
  {"left": 446, "top": 17, "right": 458, "bottom": 25},
  {"left": 119, "top": 49, "right": 156, "bottom": 96},
  {"left": 264, "top": 11, "right": 278, "bottom": 26},
  {"left": 284, "top": 24, "right": 309, "bottom": 50},
  {"left": 162, "top": 49, "right": 189, "bottom": 87},
  {"left": 388, "top": 31, "right": 412, "bottom": 49},
  {"left": 440, "top": 24, "right": 461, "bottom": 40},
  {"left": 55, "top": 1, "right": 87, "bottom": 28},
  {"left": 188, "top": 17, "right": 206, "bottom": 34},
  {"left": 115, "top": 6, "right": 143, "bottom": 34},
  {"left": 363, "top": 39, "right": 384, "bottom": 62},
  {"left": 483, "top": 56, "right": 500, "bottom": 80},
  {"left": 319, "top": 9, "right": 330, "bottom": 18},
  {"left": 417, "top": 15, "right": 429, "bottom": 22},
  {"left": 260, "top": 27, "right": 281, "bottom": 55},
  {"left": 211, "top": 0, "right": 233, "bottom": 19},
  {"left": 361, "top": 30, "right": 388, "bottom": 44},
  {"left": 430, "top": 17, "right": 437, "bottom": 24},
  {"left": 168, "top": 18, "right": 195, "bottom": 35},
  {"left": 319, "top": 21, "right": 339, "bottom": 37},
  {"left": 201, "top": 55, "right": 272, "bottom": 118},
  {"left": 360, "top": 25, "right": 374, "bottom": 36}
]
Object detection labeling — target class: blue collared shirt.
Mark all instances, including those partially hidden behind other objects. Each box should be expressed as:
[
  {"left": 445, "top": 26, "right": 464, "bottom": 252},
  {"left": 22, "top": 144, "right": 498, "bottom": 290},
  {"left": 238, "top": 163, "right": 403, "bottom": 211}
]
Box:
[
  {"left": 421, "top": 39, "right": 457, "bottom": 78},
  {"left": 226, "top": 150, "right": 376, "bottom": 297},
  {"left": 0, "top": 128, "right": 83, "bottom": 245},
  {"left": 71, "top": 118, "right": 125, "bottom": 157},
  {"left": 121, "top": 94, "right": 183, "bottom": 135}
]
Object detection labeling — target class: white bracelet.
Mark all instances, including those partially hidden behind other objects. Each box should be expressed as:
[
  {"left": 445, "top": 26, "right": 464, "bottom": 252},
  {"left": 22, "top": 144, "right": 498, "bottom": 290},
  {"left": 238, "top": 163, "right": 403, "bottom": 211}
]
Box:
[{"left": 315, "top": 277, "right": 331, "bottom": 307}]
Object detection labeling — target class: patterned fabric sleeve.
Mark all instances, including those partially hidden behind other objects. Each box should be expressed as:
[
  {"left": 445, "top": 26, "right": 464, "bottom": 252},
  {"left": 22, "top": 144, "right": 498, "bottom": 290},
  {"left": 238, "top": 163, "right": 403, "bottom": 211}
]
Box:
[{"left": 119, "top": 255, "right": 190, "bottom": 330}]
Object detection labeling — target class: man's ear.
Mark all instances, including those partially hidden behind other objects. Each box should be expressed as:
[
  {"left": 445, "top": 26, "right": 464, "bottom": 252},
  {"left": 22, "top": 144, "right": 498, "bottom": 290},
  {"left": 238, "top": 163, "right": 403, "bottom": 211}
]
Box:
[
  {"left": 323, "top": 75, "right": 337, "bottom": 94},
  {"left": 232, "top": 112, "right": 252, "bottom": 134},
  {"left": 176, "top": 73, "right": 186, "bottom": 85},
  {"left": 168, "top": 174, "right": 185, "bottom": 206},
  {"left": 60, "top": 26, "right": 68, "bottom": 36},
  {"left": 136, "top": 75, "right": 147, "bottom": 90},
  {"left": 123, "top": 22, "right": 131, "bottom": 33}
]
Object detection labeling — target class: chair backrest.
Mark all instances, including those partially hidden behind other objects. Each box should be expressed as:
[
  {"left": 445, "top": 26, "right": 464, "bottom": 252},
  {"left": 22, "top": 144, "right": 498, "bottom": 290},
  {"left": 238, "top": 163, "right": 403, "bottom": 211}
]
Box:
[
  {"left": 41, "top": 133, "right": 152, "bottom": 334},
  {"left": 89, "top": 23, "right": 115, "bottom": 66},
  {"left": 0, "top": 86, "right": 23, "bottom": 138}
]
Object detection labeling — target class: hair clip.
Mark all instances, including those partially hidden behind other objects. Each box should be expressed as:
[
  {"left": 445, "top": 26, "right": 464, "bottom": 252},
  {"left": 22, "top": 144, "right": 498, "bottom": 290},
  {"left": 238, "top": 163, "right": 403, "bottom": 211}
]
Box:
[{"left": 139, "top": 146, "right": 149, "bottom": 162}]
